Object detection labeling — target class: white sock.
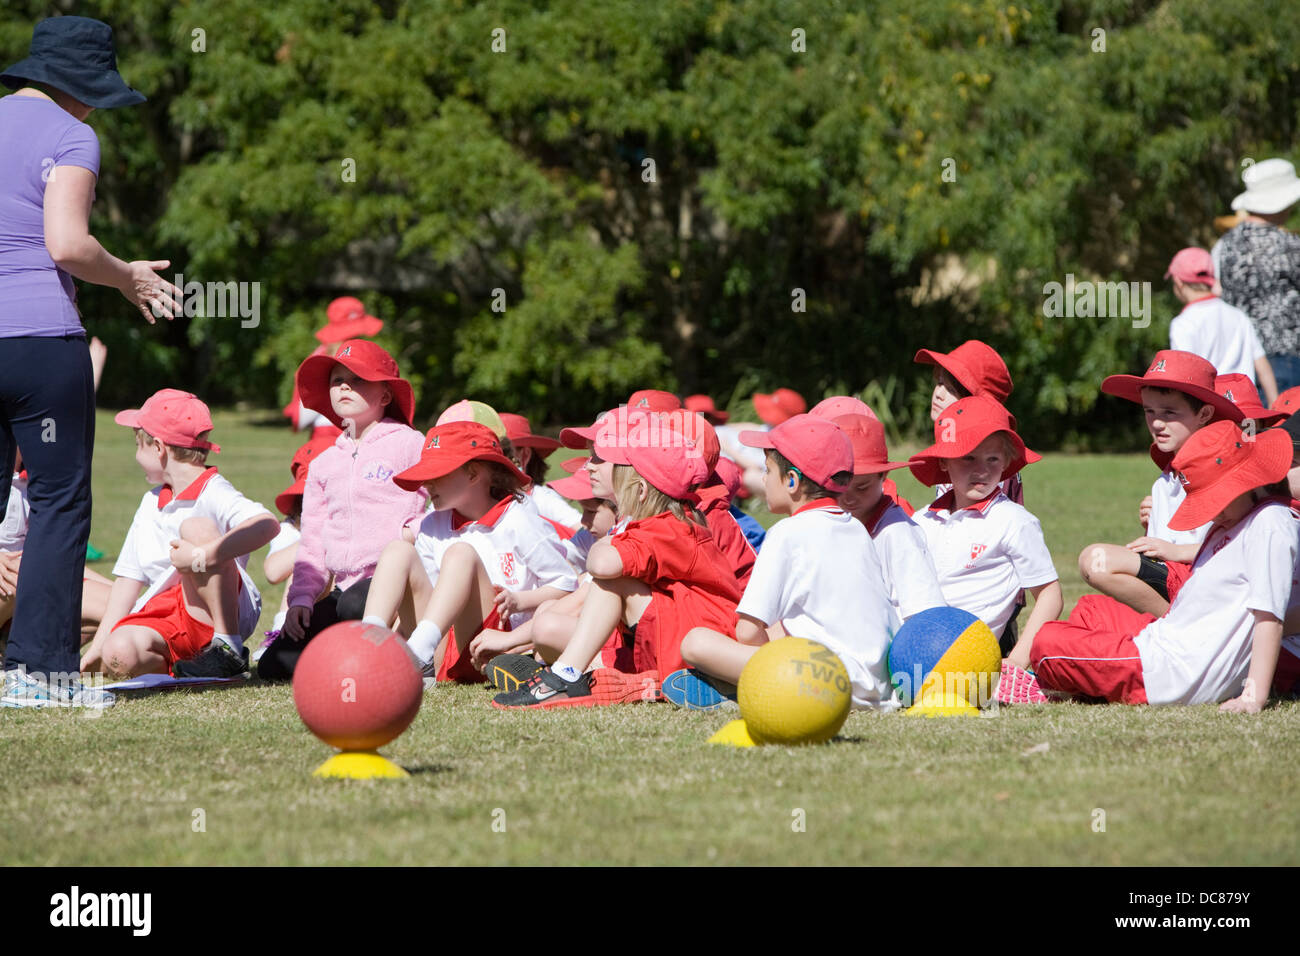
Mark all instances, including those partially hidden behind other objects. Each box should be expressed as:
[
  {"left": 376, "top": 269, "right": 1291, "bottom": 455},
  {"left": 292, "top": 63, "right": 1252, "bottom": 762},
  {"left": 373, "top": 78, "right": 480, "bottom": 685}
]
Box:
[
  {"left": 361, "top": 614, "right": 388, "bottom": 629},
  {"left": 407, "top": 620, "right": 443, "bottom": 663},
  {"left": 553, "top": 663, "right": 581, "bottom": 683},
  {"left": 213, "top": 633, "right": 242, "bottom": 654}
]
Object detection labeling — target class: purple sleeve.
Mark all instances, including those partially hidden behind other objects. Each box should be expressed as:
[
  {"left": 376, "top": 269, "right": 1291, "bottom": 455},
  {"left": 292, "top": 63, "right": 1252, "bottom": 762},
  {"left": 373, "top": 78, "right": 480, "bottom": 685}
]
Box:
[{"left": 54, "top": 122, "right": 100, "bottom": 177}]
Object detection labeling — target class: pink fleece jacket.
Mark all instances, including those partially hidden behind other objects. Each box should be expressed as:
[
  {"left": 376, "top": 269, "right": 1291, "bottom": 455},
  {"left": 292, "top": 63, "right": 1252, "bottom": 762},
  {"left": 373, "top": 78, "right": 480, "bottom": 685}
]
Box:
[{"left": 288, "top": 418, "right": 427, "bottom": 608}]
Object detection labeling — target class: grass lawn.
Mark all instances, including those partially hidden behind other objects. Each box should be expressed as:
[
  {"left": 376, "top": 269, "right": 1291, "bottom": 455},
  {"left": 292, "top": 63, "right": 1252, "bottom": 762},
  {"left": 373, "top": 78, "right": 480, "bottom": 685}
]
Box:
[{"left": 1, "top": 409, "right": 1295, "bottom": 866}]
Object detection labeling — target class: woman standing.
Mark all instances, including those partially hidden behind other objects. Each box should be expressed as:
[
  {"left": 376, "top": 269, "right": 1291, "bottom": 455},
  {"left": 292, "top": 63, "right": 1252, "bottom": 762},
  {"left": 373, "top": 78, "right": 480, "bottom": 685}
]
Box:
[
  {"left": 0, "top": 16, "right": 179, "bottom": 707},
  {"left": 1213, "top": 159, "right": 1300, "bottom": 393}
]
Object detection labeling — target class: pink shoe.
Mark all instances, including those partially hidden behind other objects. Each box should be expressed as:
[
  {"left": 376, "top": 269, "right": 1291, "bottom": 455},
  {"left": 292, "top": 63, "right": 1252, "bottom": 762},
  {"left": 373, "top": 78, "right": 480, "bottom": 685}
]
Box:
[{"left": 996, "top": 660, "right": 1048, "bottom": 704}]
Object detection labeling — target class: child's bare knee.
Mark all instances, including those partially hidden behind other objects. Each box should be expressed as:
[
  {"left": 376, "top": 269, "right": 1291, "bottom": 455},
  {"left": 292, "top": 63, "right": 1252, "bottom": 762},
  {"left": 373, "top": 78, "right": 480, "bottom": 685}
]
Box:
[
  {"left": 442, "top": 541, "right": 479, "bottom": 567},
  {"left": 1078, "top": 543, "right": 1109, "bottom": 582},
  {"left": 381, "top": 538, "right": 416, "bottom": 561},
  {"left": 681, "top": 627, "right": 709, "bottom": 664}
]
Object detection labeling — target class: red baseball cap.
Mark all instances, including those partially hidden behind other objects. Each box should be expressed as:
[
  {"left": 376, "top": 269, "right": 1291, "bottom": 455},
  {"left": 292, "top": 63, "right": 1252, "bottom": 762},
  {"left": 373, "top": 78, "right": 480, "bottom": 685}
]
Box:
[
  {"left": 1165, "top": 248, "right": 1215, "bottom": 284},
  {"left": 115, "top": 389, "right": 221, "bottom": 453},
  {"left": 684, "top": 394, "right": 729, "bottom": 423},
  {"left": 500, "top": 412, "right": 561, "bottom": 456},
  {"left": 1168, "top": 420, "right": 1292, "bottom": 530},
  {"left": 627, "top": 389, "right": 682, "bottom": 412},
  {"left": 296, "top": 340, "right": 415, "bottom": 429},
  {"left": 710, "top": 457, "right": 744, "bottom": 499},
  {"left": 752, "top": 388, "right": 807, "bottom": 426},
  {"left": 315, "top": 296, "right": 383, "bottom": 344},
  {"left": 623, "top": 422, "right": 711, "bottom": 501},
  {"left": 549, "top": 465, "right": 595, "bottom": 502},
  {"left": 810, "top": 396, "right": 878, "bottom": 421},
  {"left": 1101, "top": 350, "right": 1243, "bottom": 423},
  {"left": 274, "top": 435, "right": 335, "bottom": 515},
  {"left": 393, "top": 422, "right": 528, "bottom": 492},
  {"left": 559, "top": 408, "right": 618, "bottom": 449},
  {"left": 740, "top": 413, "right": 853, "bottom": 492},
  {"left": 914, "top": 340, "right": 1013, "bottom": 403},
  {"left": 1272, "top": 385, "right": 1300, "bottom": 415},
  {"left": 560, "top": 456, "right": 588, "bottom": 474},
  {"left": 1216, "top": 374, "right": 1288, "bottom": 426},
  {"left": 832, "top": 414, "right": 908, "bottom": 474},
  {"left": 908, "top": 395, "right": 1040, "bottom": 487}
]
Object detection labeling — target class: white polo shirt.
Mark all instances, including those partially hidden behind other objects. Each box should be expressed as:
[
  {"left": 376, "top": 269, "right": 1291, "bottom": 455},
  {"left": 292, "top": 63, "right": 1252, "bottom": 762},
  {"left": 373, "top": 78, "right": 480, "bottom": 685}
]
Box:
[
  {"left": 865, "top": 499, "right": 946, "bottom": 620},
  {"left": 0, "top": 472, "right": 28, "bottom": 553},
  {"left": 1135, "top": 499, "right": 1298, "bottom": 705},
  {"left": 1169, "top": 296, "right": 1265, "bottom": 382},
  {"left": 530, "top": 483, "right": 583, "bottom": 530},
  {"left": 414, "top": 493, "right": 578, "bottom": 630},
  {"left": 267, "top": 519, "right": 301, "bottom": 556},
  {"left": 1148, "top": 469, "right": 1212, "bottom": 546},
  {"left": 113, "top": 468, "right": 271, "bottom": 639},
  {"left": 736, "top": 500, "right": 900, "bottom": 711},
  {"left": 914, "top": 490, "right": 1057, "bottom": 636}
]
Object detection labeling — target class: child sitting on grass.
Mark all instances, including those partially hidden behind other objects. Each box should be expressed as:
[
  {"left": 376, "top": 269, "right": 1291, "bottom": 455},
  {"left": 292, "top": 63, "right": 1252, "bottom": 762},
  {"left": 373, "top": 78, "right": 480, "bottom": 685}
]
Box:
[
  {"left": 667, "top": 414, "right": 901, "bottom": 712},
  {"left": 492, "top": 421, "right": 740, "bottom": 708},
  {"left": 262, "top": 340, "right": 427, "bottom": 680},
  {"left": 1030, "top": 420, "right": 1299, "bottom": 711},
  {"left": 1080, "top": 350, "right": 1244, "bottom": 619},
  {"left": 81, "top": 390, "right": 278, "bottom": 678},
  {"left": 908, "top": 395, "right": 1061, "bottom": 697},
  {"left": 359, "top": 421, "right": 577, "bottom": 685}
]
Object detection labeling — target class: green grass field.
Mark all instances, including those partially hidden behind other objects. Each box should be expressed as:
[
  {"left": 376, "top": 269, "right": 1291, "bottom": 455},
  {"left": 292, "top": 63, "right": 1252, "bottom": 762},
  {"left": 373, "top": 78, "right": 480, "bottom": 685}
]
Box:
[{"left": 1, "top": 410, "right": 1295, "bottom": 866}]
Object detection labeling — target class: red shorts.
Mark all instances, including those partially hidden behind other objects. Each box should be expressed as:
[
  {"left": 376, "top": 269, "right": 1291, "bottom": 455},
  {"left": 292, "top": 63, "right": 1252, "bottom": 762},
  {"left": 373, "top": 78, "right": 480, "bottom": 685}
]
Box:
[
  {"left": 599, "top": 626, "right": 637, "bottom": 673},
  {"left": 1164, "top": 560, "right": 1191, "bottom": 603},
  {"left": 437, "top": 605, "right": 506, "bottom": 685},
  {"left": 1030, "top": 595, "right": 1151, "bottom": 704},
  {"left": 112, "top": 582, "right": 213, "bottom": 668}
]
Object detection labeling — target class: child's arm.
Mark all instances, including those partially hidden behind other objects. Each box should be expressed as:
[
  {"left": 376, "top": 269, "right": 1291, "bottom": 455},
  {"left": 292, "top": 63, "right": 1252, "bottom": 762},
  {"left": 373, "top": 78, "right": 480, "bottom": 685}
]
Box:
[
  {"left": 1220, "top": 610, "right": 1282, "bottom": 714},
  {"left": 169, "top": 512, "right": 280, "bottom": 574},
  {"left": 1007, "top": 580, "right": 1063, "bottom": 671},
  {"left": 263, "top": 542, "right": 298, "bottom": 585},
  {"left": 1138, "top": 495, "right": 1153, "bottom": 530},
  {"left": 1125, "top": 537, "right": 1199, "bottom": 564},
  {"left": 1255, "top": 355, "right": 1279, "bottom": 407},
  {"left": 735, "top": 613, "right": 771, "bottom": 646},
  {"left": 493, "top": 585, "right": 570, "bottom": 620},
  {"left": 80, "top": 576, "right": 145, "bottom": 670},
  {"left": 585, "top": 539, "right": 625, "bottom": 579}
]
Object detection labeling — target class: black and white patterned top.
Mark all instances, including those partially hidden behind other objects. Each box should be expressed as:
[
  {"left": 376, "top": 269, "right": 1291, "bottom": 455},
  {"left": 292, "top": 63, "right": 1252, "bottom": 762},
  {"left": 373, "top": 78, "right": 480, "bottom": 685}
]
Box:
[{"left": 1215, "top": 222, "right": 1300, "bottom": 356}]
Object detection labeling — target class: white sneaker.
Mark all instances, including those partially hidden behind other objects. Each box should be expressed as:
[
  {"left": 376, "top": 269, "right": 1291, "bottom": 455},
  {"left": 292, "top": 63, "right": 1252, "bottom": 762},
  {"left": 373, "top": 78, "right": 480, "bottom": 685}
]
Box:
[{"left": 1, "top": 667, "right": 115, "bottom": 709}]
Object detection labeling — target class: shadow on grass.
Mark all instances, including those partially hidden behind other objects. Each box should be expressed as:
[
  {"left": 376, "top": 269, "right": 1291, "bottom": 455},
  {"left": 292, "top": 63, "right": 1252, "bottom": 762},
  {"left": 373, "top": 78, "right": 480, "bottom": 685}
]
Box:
[{"left": 404, "top": 764, "right": 455, "bottom": 776}]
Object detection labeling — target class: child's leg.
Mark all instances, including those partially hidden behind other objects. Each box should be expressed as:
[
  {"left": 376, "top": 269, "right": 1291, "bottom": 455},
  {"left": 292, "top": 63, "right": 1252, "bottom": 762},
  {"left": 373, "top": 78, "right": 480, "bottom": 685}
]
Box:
[
  {"left": 175, "top": 517, "right": 240, "bottom": 640},
  {"left": 552, "top": 576, "right": 652, "bottom": 674},
  {"left": 1077, "top": 543, "right": 1169, "bottom": 617},
  {"left": 362, "top": 539, "right": 433, "bottom": 636},
  {"left": 418, "top": 543, "right": 496, "bottom": 673},
  {"left": 680, "top": 627, "right": 759, "bottom": 685},
  {"left": 96, "top": 625, "right": 170, "bottom": 678},
  {"left": 1028, "top": 596, "right": 1149, "bottom": 704}
]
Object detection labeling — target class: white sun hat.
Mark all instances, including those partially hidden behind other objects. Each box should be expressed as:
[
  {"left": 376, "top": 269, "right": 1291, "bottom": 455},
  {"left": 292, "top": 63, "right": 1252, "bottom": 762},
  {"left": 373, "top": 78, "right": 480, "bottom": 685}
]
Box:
[{"left": 1231, "top": 158, "right": 1300, "bottom": 215}]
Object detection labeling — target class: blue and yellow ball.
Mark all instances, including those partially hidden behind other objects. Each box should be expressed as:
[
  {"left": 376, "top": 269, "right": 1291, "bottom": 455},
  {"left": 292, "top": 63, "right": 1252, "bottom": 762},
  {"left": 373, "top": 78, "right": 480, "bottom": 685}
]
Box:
[
  {"left": 738, "top": 637, "right": 852, "bottom": 745},
  {"left": 888, "top": 607, "right": 1000, "bottom": 709}
]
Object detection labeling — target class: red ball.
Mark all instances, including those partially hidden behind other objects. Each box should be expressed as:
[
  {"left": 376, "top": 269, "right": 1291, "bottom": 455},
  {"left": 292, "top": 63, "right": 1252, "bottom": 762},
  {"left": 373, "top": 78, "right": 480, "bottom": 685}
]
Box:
[{"left": 292, "top": 621, "right": 423, "bottom": 751}]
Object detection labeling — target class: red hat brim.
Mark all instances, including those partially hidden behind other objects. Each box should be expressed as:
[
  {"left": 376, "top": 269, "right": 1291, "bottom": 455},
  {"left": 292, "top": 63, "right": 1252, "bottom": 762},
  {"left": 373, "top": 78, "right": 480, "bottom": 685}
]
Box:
[
  {"left": 913, "top": 347, "right": 1012, "bottom": 403},
  {"left": 549, "top": 470, "right": 595, "bottom": 501},
  {"left": 510, "top": 434, "right": 562, "bottom": 456},
  {"left": 752, "top": 393, "right": 796, "bottom": 426},
  {"left": 295, "top": 352, "right": 414, "bottom": 429},
  {"left": 393, "top": 447, "right": 528, "bottom": 492},
  {"left": 1168, "top": 427, "right": 1293, "bottom": 530},
  {"left": 275, "top": 478, "right": 305, "bottom": 516},
  {"left": 907, "top": 430, "right": 1041, "bottom": 487},
  {"left": 315, "top": 316, "right": 384, "bottom": 344},
  {"left": 1101, "top": 374, "right": 1244, "bottom": 424}
]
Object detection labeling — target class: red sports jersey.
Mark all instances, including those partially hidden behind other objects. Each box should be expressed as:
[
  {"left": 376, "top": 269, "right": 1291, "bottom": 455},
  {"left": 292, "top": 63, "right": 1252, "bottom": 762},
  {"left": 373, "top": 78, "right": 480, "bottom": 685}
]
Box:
[{"left": 696, "top": 485, "right": 757, "bottom": 588}]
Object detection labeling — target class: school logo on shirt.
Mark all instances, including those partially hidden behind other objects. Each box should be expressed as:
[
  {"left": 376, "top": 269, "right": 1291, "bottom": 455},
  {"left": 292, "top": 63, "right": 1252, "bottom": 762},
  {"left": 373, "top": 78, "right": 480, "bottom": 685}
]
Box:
[
  {"left": 499, "top": 552, "right": 517, "bottom": 584},
  {"left": 965, "top": 543, "right": 988, "bottom": 568}
]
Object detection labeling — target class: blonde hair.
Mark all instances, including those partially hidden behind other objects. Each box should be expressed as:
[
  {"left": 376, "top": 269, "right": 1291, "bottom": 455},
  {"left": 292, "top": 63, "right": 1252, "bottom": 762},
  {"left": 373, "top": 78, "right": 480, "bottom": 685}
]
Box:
[
  {"left": 611, "top": 463, "right": 690, "bottom": 523},
  {"left": 135, "top": 427, "right": 210, "bottom": 465}
]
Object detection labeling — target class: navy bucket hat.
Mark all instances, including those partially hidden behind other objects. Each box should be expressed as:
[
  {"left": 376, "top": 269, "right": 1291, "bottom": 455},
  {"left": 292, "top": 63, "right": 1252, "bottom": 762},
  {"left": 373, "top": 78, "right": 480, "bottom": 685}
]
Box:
[{"left": 1, "top": 16, "right": 145, "bottom": 109}]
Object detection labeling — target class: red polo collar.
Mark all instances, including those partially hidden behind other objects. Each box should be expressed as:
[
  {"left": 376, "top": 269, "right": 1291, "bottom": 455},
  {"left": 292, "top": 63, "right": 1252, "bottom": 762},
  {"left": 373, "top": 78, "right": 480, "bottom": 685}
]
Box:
[
  {"left": 928, "top": 488, "right": 1001, "bottom": 515},
  {"left": 158, "top": 466, "right": 219, "bottom": 509},
  {"left": 451, "top": 494, "right": 513, "bottom": 532},
  {"left": 1179, "top": 294, "right": 1218, "bottom": 313},
  {"left": 794, "top": 498, "right": 841, "bottom": 516},
  {"left": 864, "top": 495, "right": 893, "bottom": 534}
]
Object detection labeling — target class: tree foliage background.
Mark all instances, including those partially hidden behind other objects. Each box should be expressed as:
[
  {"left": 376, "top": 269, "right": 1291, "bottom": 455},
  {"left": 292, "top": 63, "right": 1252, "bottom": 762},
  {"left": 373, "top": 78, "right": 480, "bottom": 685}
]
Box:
[{"left": 3, "top": 0, "right": 1299, "bottom": 445}]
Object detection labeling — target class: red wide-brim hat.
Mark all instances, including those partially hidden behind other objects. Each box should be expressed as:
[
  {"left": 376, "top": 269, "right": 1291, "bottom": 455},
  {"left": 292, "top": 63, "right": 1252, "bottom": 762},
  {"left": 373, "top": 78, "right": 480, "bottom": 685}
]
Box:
[
  {"left": 315, "top": 296, "right": 384, "bottom": 344},
  {"left": 914, "top": 340, "right": 1013, "bottom": 403},
  {"left": 1101, "top": 349, "right": 1243, "bottom": 423},
  {"left": 908, "top": 395, "right": 1040, "bottom": 487},
  {"left": 500, "top": 412, "right": 561, "bottom": 456},
  {"left": 295, "top": 339, "right": 414, "bottom": 429},
  {"left": 1168, "top": 422, "right": 1293, "bottom": 530},
  {"left": 393, "top": 422, "right": 529, "bottom": 492}
]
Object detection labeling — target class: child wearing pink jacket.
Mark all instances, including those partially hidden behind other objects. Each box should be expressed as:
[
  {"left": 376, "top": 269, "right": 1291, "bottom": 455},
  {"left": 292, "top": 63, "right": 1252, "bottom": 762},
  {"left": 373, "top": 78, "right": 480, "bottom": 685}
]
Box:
[{"left": 258, "top": 340, "right": 427, "bottom": 679}]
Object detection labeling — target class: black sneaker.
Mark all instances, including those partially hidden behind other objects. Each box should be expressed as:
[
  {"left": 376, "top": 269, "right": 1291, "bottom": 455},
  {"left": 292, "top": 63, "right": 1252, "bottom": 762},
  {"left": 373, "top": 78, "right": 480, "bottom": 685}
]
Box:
[
  {"left": 174, "top": 641, "right": 251, "bottom": 679},
  {"left": 491, "top": 668, "right": 594, "bottom": 709},
  {"left": 486, "top": 653, "right": 545, "bottom": 692}
]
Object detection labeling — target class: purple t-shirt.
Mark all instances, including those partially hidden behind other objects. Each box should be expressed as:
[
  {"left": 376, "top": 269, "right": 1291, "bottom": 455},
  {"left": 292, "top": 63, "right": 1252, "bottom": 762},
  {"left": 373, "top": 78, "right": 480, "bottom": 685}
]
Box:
[{"left": 0, "top": 94, "right": 100, "bottom": 337}]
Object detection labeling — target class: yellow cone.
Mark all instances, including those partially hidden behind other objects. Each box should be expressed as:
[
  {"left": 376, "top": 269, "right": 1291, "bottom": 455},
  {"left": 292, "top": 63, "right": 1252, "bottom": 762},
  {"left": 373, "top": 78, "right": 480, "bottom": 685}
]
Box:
[
  {"left": 312, "top": 750, "right": 410, "bottom": 779},
  {"left": 708, "top": 718, "right": 757, "bottom": 747}
]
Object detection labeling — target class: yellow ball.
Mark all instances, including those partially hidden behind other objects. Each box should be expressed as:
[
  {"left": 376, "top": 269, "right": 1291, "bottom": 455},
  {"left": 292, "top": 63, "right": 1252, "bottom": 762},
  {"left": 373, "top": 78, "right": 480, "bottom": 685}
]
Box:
[
  {"left": 738, "top": 637, "right": 852, "bottom": 745},
  {"left": 906, "top": 688, "right": 980, "bottom": 717}
]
